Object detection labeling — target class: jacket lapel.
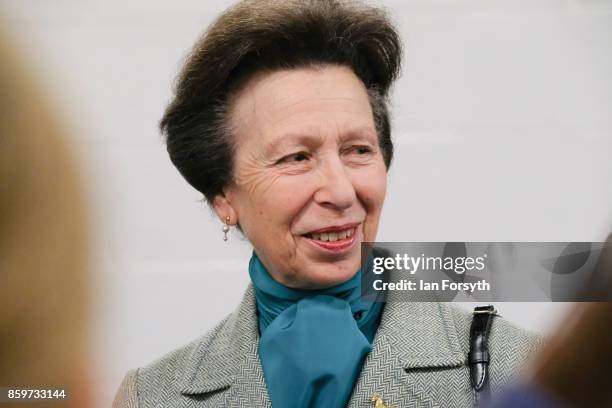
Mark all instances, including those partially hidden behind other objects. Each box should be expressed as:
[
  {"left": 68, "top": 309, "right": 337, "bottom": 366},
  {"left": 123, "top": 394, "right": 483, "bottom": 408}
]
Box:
[
  {"left": 178, "top": 282, "right": 465, "bottom": 408},
  {"left": 347, "top": 299, "right": 465, "bottom": 407},
  {"left": 220, "top": 342, "right": 271, "bottom": 407},
  {"left": 178, "top": 284, "right": 271, "bottom": 407}
]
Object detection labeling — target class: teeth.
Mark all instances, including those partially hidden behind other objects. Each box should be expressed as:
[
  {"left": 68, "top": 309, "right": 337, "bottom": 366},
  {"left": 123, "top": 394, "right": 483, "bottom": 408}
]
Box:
[{"left": 308, "top": 228, "right": 354, "bottom": 241}]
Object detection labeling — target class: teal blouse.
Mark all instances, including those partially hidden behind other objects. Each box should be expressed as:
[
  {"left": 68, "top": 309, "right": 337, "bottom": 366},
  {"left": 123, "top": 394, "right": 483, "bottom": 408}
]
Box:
[{"left": 249, "top": 252, "right": 384, "bottom": 408}]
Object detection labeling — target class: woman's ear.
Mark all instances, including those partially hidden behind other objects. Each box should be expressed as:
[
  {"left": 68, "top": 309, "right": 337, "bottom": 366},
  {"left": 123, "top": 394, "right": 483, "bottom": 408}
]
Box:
[{"left": 212, "top": 191, "right": 237, "bottom": 225}]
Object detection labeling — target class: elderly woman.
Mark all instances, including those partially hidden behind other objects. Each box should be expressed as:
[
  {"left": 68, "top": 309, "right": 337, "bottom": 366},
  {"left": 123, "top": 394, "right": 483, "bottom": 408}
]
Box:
[{"left": 114, "top": 1, "right": 539, "bottom": 407}]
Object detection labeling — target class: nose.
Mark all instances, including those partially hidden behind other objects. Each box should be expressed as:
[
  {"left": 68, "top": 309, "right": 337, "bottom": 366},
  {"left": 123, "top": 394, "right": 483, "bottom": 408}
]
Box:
[{"left": 313, "top": 156, "right": 357, "bottom": 211}]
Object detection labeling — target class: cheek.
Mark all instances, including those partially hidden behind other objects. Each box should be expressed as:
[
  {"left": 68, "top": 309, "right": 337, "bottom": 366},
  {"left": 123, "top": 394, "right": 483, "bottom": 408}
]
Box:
[
  {"left": 356, "top": 167, "right": 386, "bottom": 242},
  {"left": 358, "top": 168, "right": 387, "bottom": 212},
  {"left": 232, "top": 166, "right": 300, "bottom": 233},
  {"left": 245, "top": 180, "right": 311, "bottom": 236}
]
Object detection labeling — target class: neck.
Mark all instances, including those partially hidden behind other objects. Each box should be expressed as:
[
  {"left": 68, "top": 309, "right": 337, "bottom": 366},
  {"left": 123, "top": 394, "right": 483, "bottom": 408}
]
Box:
[
  {"left": 248, "top": 252, "right": 361, "bottom": 301},
  {"left": 248, "top": 251, "right": 381, "bottom": 339}
]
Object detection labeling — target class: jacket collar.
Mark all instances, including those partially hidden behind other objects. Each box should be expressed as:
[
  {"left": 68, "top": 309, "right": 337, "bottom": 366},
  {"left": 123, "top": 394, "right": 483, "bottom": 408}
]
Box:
[
  {"left": 345, "top": 297, "right": 465, "bottom": 408},
  {"left": 178, "top": 282, "right": 464, "bottom": 397},
  {"left": 179, "top": 284, "right": 261, "bottom": 395},
  {"left": 377, "top": 295, "right": 465, "bottom": 369}
]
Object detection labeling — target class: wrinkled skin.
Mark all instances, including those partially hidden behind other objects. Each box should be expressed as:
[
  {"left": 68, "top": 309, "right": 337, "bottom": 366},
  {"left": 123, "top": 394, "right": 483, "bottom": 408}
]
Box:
[{"left": 213, "top": 65, "right": 388, "bottom": 289}]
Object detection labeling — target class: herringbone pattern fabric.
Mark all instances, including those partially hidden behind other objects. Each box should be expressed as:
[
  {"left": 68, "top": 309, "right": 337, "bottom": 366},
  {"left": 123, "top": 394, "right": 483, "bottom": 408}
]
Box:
[{"left": 113, "top": 284, "right": 541, "bottom": 408}]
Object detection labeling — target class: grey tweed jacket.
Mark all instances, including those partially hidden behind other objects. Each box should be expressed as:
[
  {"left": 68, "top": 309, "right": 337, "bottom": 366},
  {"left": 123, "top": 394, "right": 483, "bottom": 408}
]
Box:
[{"left": 113, "top": 284, "right": 540, "bottom": 408}]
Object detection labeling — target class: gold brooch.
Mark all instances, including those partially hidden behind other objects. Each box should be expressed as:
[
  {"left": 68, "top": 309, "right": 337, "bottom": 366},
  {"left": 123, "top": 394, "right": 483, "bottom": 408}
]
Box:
[{"left": 371, "top": 393, "right": 395, "bottom": 408}]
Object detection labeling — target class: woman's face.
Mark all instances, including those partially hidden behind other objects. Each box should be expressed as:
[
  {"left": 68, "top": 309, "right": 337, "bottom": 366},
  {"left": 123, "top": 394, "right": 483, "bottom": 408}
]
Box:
[{"left": 215, "top": 65, "right": 387, "bottom": 289}]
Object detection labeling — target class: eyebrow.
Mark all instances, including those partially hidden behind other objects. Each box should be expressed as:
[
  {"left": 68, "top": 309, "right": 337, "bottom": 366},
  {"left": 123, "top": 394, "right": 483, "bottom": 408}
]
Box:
[
  {"left": 339, "top": 126, "right": 378, "bottom": 144},
  {"left": 266, "top": 126, "right": 378, "bottom": 156},
  {"left": 266, "top": 133, "right": 320, "bottom": 156}
]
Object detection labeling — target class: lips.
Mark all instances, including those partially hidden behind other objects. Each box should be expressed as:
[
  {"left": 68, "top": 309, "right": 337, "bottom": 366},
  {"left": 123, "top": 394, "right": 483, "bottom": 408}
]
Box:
[
  {"left": 304, "top": 223, "right": 359, "bottom": 236},
  {"left": 303, "top": 224, "right": 359, "bottom": 252},
  {"left": 305, "top": 227, "right": 354, "bottom": 242}
]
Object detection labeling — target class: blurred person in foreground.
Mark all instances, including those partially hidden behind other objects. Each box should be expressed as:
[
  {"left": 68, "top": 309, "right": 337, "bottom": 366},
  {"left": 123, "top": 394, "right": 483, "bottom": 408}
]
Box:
[
  {"left": 114, "top": 1, "right": 540, "bottom": 407},
  {"left": 488, "top": 237, "right": 612, "bottom": 408},
  {"left": 0, "top": 30, "right": 91, "bottom": 407}
]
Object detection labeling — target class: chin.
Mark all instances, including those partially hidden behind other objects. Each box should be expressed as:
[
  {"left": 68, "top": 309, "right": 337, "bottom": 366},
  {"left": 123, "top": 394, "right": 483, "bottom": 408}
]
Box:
[{"left": 301, "top": 260, "right": 360, "bottom": 289}]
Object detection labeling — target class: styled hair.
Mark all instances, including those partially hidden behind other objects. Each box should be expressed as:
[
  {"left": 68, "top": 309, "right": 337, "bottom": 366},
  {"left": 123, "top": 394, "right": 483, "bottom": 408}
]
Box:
[{"left": 160, "top": 0, "right": 402, "bottom": 203}]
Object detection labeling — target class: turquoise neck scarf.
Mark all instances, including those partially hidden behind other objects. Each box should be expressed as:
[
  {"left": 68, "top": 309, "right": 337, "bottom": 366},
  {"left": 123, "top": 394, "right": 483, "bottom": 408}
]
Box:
[{"left": 249, "top": 252, "right": 384, "bottom": 408}]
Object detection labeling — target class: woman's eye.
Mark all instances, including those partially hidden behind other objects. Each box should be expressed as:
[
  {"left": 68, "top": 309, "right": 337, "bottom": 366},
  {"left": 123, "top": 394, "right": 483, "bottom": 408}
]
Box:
[
  {"left": 278, "top": 152, "right": 310, "bottom": 164},
  {"left": 292, "top": 153, "right": 309, "bottom": 161},
  {"left": 348, "top": 145, "right": 373, "bottom": 155}
]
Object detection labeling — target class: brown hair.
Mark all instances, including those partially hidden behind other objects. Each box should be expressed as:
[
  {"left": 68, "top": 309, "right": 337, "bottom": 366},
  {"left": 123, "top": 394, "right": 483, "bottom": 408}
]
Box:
[
  {"left": 160, "top": 0, "right": 402, "bottom": 204},
  {"left": 0, "top": 30, "right": 90, "bottom": 402}
]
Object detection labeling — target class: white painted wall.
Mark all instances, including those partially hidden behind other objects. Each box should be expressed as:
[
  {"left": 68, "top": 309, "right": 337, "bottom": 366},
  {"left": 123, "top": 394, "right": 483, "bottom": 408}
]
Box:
[{"left": 1, "top": 1, "right": 610, "bottom": 406}]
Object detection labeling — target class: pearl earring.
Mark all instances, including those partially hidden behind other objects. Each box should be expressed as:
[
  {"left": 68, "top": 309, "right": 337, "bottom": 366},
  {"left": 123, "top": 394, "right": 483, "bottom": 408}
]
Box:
[{"left": 222, "top": 216, "right": 231, "bottom": 241}]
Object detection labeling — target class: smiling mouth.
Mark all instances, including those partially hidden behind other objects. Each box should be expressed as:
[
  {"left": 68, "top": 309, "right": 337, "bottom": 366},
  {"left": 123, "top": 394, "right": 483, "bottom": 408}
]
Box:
[
  {"left": 304, "top": 226, "right": 355, "bottom": 242},
  {"left": 303, "top": 226, "right": 358, "bottom": 252}
]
